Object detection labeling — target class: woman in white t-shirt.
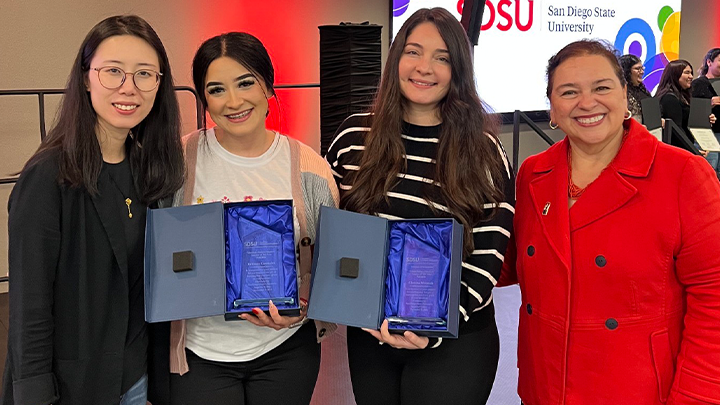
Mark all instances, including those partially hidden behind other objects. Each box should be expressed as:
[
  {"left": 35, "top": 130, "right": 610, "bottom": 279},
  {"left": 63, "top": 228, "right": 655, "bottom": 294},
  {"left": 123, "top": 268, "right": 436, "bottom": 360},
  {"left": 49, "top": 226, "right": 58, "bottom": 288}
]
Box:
[{"left": 167, "top": 32, "right": 339, "bottom": 405}]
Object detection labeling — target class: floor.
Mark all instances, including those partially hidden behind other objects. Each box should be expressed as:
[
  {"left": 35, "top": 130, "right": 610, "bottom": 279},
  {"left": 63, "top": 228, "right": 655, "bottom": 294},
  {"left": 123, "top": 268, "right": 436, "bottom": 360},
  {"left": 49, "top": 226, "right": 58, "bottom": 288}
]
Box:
[{"left": 0, "top": 289, "right": 521, "bottom": 403}]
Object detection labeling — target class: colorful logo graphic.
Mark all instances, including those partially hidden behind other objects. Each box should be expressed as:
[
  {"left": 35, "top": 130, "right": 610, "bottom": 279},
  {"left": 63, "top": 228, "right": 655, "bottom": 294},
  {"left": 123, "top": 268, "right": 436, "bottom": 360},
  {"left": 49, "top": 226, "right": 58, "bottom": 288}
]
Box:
[
  {"left": 614, "top": 5, "right": 680, "bottom": 93},
  {"left": 393, "top": 0, "right": 410, "bottom": 17}
]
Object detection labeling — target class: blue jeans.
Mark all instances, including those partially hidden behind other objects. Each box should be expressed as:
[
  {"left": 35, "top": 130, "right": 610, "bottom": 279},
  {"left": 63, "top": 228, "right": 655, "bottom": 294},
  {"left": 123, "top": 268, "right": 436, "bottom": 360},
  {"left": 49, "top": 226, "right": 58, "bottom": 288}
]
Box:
[
  {"left": 120, "top": 374, "right": 148, "bottom": 405},
  {"left": 707, "top": 150, "right": 720, "bottom": 173},
  {"left": 694, "top": 134, "right": 720, "bottom": 179}
]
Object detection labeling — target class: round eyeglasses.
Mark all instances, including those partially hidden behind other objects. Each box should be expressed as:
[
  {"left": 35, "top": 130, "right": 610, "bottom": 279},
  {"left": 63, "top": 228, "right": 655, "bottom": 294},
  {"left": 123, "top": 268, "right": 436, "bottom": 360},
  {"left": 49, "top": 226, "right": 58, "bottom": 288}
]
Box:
[{"left": 92, "top": 66, "right": 163, "bottom": 92}]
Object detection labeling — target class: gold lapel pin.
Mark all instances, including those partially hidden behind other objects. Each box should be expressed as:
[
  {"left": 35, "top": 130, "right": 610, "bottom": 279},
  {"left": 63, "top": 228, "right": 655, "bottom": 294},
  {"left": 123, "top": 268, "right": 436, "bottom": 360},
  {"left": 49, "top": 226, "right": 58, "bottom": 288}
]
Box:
[{"left": 542, "top": 202, "right": 551, "bottom": 216}]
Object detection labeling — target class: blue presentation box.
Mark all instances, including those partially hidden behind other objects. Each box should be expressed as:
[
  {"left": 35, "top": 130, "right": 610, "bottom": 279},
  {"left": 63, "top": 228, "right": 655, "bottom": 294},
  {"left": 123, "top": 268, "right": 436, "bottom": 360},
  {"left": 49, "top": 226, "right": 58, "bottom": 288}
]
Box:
[
  {"left": 144, "top": 200, "right": 300, "bottom": 323},
  {"left": 308, "top": 206, "right": 463, "bottom": 338}
]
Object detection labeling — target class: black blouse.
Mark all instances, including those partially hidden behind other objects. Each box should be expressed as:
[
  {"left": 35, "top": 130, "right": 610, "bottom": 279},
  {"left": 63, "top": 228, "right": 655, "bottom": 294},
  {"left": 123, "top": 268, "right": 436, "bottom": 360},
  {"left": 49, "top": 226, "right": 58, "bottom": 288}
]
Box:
[{"left": 103, "top": 159, "right": 148, "bottom": 393}]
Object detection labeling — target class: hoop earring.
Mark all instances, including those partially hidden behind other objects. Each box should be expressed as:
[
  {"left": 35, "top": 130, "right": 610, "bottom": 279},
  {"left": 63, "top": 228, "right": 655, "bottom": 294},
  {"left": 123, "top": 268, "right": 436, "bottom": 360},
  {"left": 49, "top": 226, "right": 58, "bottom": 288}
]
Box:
[
  {"left": 549, "top": 120, "right": 559, "bottom": 130},
  {"left": 624, "top": 110, "right": 632, "bottom": 120}
]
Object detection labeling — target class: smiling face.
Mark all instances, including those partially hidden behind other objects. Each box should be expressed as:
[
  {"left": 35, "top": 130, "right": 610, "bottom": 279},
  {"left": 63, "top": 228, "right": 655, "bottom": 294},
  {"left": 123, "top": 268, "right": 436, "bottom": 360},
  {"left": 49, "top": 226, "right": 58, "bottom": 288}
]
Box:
[
  {"left": 86, "top": 35, "right": 160, "bottom": 139},
  {"left": 630, "top": 62, "right": 644, "bottom": 86},
  {"left": 678, "top": 65, "right": 693, "bottom": 89},
  {"left": 549, "top": 54, "right": 627, "bottom": 149},
  {"left": 203, "top": 56, "right": 269, "bottom": 141},
  {"left": 398, "top": 21, "right": 452, "bottom": 120}
]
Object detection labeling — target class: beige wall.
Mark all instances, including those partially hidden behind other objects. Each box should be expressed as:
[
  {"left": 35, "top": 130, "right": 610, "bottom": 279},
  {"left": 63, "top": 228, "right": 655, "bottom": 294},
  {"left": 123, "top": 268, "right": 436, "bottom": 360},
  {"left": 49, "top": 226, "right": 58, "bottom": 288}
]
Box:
[
  {"left": 0, "top": 0, "right": 715, "bottom": 280},
  {"left": 0, "top": 0, "right": 391, "bottom": 287},
  {"left": 503, "top": 0, "right": 720, "bottom": 179},
  {"left": 679, "top": 0, "right": 720, "bottom": 68}
]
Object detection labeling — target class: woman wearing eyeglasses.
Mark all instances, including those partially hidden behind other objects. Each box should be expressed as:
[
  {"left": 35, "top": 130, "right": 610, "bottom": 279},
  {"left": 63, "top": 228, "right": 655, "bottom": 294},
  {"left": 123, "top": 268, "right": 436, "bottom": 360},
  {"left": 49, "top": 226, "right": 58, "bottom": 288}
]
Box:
[
  {"left": 619, "top": 55, "right": 651, "bottom": 123},
  {"left": 2, "top": 15, "right": 184, "bottom": 405}
]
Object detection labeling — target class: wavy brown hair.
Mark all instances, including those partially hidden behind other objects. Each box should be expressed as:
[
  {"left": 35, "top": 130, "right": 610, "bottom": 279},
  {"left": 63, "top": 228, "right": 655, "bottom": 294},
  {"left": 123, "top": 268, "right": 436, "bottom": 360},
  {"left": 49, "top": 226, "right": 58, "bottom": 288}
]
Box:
[
  {"left": 341, "top": 7, "right": 505, "bottom": 257},
  {"left": 619, "top": 54, "right": 650, "bottom": 98},
  {"left": 699, "top": 48, "right": 720, "bottom": 77}
]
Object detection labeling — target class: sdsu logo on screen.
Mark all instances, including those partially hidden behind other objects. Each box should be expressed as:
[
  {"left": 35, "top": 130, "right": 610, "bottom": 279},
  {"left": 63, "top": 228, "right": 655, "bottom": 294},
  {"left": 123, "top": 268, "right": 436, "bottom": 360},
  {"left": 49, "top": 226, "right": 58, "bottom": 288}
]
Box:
[{"left": 457, "top": 0, "right": 534, "bottom": 32}]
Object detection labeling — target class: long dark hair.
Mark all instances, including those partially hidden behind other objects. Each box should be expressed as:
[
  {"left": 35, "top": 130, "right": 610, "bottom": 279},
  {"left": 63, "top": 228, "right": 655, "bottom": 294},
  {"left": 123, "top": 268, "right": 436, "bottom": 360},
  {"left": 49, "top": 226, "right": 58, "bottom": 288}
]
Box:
[
  {"left": 655, "top": 59, "right": 693, "bottom": 105},
  {"left": 22, "top": 15, "right": 184, "bottom": 203},
  {"left": 699, "top": 48, "right": 720, "bottom": 77},
  {"left": 192, "top": 32, "right": 277, "bottom": 129},
  {"left": 341, "top": 7, "right": 504, "bottom": 257},
  {"left": 619, "top": 54, "right": 650, "bottom": 99}
]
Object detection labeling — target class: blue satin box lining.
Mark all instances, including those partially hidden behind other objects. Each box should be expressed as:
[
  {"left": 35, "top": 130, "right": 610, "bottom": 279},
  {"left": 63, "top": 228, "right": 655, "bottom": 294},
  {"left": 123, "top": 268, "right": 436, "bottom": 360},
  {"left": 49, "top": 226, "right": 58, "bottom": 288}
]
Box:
[
  {"left": 224, "top": 201, "right": 298, "bottom": 315},
  {"left": 144, "top": 200, "right": 299, "bottom": 323},
  {"left": 307, "top": 207, "right": 462, "bottom": 338},
  {"left": 385, "top": 220, "right": 453, "bottom": 332}
]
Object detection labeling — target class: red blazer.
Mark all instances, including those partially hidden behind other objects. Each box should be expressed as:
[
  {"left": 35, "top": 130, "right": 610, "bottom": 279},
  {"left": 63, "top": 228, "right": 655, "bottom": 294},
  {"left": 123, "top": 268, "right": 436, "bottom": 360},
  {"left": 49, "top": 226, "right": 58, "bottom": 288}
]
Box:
[{"left": 501, "top": 119, "right": 720, "bottom": 405}]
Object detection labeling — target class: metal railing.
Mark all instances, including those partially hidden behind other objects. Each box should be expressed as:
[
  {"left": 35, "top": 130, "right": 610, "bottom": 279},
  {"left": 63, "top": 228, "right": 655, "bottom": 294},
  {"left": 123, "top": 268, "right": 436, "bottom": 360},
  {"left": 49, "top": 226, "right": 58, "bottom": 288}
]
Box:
[
  {"left": 511, "top": 113, "right": 702, "bottom": 178},
  {"left": 276, "top": 83, "right": 319, "bottom": 89},
  {"left": 663, "top": 119, "right": 701, "bottom": 155},
  {"left": 512, "top": 110, "right": 555, "bottom": 176},
  {"left": 0, "top": 86, "right": 203, "bottom": 140},
  {"left": 0, "top": 86, "right": 205, "bottom": 285},
  {"left": 0, "top": 83, "right": 320, "bottom": 285},
  {"left": 0, "top": 86, "right": 204, "bottom": 186}
]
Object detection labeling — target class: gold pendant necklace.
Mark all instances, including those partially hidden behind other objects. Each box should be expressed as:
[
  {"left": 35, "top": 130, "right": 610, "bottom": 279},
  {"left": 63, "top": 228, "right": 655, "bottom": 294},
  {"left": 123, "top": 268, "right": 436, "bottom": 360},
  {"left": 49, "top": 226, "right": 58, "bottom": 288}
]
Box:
[{"left": 106, "top": 162, "right": 134, "bottom": 220}]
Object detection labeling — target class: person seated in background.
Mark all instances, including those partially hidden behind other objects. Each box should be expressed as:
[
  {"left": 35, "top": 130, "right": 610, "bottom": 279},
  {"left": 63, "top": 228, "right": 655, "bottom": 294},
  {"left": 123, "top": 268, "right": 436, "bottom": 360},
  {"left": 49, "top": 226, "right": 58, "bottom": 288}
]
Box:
[
  {"left": 501, "top": 39, "right": 720, "bottom": 405},
  {"left": 620, "top": 54, "right": 651, "bottom": 123},
  {"left": 656, "top": 59, "right": 715, "bottom": 154},
  {"left": 691, "top": 47, "right": 720, "bottom": 178}
]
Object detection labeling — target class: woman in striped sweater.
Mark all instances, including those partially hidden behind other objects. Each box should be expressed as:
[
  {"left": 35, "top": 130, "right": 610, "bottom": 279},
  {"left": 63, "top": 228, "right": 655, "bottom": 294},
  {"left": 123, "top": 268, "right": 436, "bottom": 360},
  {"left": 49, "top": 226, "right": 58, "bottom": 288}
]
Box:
[{"left": 325, "top": 7, "right": 514, "bottom": 405}]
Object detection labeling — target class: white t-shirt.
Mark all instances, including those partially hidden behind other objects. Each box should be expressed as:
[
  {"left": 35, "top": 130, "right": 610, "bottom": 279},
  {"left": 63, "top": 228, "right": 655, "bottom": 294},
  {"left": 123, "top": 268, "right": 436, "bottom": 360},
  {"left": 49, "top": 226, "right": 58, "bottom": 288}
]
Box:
[{"left": 184, "top": 127, "right": 300, "bottom": 362}]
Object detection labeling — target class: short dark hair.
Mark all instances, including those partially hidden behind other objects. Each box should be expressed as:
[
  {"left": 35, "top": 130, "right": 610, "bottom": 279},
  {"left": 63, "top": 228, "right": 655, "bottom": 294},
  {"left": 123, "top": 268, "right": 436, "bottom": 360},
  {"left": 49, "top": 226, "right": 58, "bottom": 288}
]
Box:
[
  {"left": 546, "top": 39, "right": 625, "bottom": 98},
  {"left": 192, "top": 32, "right": 276, "bottom": 129},
  {"left": 655, "top": 59, "right": 693, "bottom": 105},
  {"left": 699, "top": 48, "right": 720, "bottom": 76},
  {"left": 619, "top": 54, "right": 651, "bottom": 103},
  {"left": 23, "top": 15, "right": 184, "bottom": 203}
]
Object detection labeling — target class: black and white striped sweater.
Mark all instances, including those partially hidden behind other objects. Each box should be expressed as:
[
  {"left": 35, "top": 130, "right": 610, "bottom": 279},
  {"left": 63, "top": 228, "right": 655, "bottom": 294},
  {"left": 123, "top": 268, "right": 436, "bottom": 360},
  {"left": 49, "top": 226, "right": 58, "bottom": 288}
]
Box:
[{"left": 325, "top": 113, "right": 515, "bottom": 348}]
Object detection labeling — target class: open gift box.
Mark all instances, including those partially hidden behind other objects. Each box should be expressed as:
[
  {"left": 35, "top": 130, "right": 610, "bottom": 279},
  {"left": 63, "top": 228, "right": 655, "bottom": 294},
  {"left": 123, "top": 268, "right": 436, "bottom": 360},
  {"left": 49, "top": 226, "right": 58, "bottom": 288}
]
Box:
[
  {"left": 144, "top": 200, "right": 300, "bottom": 323},
  {"left": 308, "top": 206, "right": 462, "bottom": 338}
]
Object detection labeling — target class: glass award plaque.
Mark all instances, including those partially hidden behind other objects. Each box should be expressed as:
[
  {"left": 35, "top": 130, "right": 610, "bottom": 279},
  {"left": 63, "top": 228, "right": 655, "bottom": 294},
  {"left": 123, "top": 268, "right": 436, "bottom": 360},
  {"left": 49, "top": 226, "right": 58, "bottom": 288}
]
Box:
[
  {"left": 395, "top": 233, "right": 444, "bottom": 324},
  {"left": 234, "top": 217, "right": 287, "bottom": 308}
]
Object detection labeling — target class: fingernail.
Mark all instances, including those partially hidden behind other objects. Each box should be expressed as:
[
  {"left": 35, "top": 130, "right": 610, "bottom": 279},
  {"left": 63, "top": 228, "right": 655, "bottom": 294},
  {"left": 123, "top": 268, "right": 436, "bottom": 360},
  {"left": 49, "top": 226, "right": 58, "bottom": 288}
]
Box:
[
  {"left": 252, "top": 308, "right": 261, "bottom": 315},
  {"left": 269, "top": 300, "right": 274, "bottom": 307}
]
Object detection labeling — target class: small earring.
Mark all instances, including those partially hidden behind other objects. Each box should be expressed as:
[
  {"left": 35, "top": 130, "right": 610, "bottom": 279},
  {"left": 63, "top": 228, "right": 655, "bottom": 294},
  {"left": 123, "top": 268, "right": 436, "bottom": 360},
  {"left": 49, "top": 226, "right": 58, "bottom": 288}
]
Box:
[
  {"left": 624, "top": 110, "right": 632, "bottom": 120},
  {"left": 549, "top": 120, "right": 559, "bottom": 130}
]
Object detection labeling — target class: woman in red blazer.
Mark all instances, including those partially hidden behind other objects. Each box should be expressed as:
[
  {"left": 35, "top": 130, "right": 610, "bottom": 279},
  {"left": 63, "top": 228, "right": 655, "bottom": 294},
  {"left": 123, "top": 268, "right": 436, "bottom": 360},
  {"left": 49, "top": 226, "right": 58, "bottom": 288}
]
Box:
[{"left": 501, "top": 40, "right": 720, "bottom": 405}]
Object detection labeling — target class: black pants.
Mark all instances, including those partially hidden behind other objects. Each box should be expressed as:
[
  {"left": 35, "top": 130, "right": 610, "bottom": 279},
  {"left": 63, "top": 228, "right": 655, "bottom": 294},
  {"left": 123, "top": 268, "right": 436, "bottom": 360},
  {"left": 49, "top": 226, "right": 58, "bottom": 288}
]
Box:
[
  {"left": 347, "top": 320, "right": 500, "bottom": 405},
  {"left": 169, "top": 323, "right": 320, "bottom": 405}
]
